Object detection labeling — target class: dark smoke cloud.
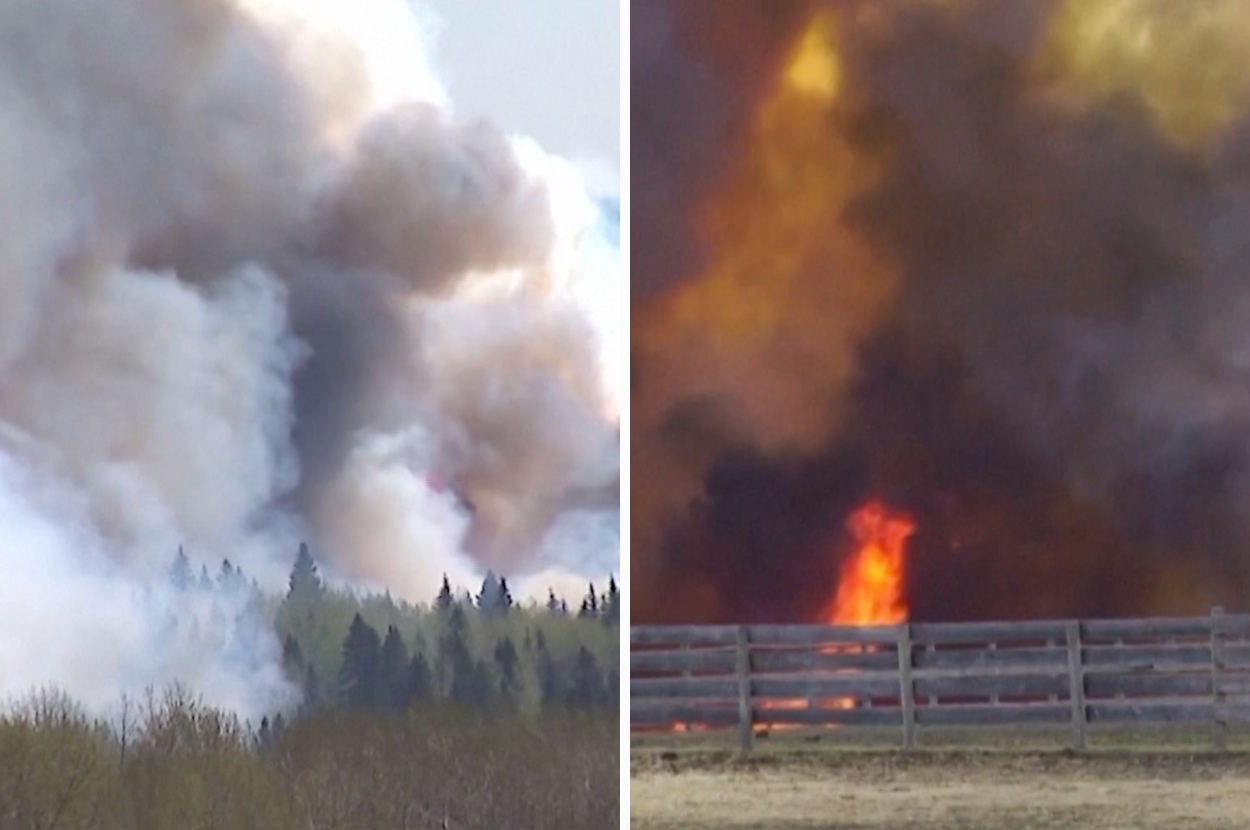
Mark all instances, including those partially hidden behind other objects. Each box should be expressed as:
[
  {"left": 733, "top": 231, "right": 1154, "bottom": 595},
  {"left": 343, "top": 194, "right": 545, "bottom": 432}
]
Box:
[
  {"left": 630, "top": 0, "right": 816, "bottom": 298},
  {"left": 633, "top": 0, "right": 1250, "bottom": 624}
]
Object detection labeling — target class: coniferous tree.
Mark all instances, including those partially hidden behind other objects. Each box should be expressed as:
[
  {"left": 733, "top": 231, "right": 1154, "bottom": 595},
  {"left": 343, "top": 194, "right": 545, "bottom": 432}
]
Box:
[
  {"left": 577, "top": 583, "right": 599, "bottom": 620},
  {"left": 198, "top": 564, "right": 214, "bottom": 592},
  {"left": 435, "top": 575, "right": 455, "bottom": 613},
  {"left": 493, "top": 636, "right": 520, "bottom": 698},
  {"left": 169, "top": 547, "right": 192, "bottom": 591},
  {"left": 437, "top": 603, "right": 472, "bottom": 696},
  {"left": 497, "top": 577, "right": 514, "bottom": 616},
  {"left": 281, "top": 634, "right": 305, "bottom": 678},
  {"left": 380, "top": 625, "right": 409, "bottom": 709},
  {"left": 570, "top": 646, "right": 605, "bottom": 710},
  {"left": 338, "top": 613, "right": 383, "bottom": 709},
  {"left": 403, "top": 651, "right": 434, "bottom": 706},
  {"left": 546, "top": 588, "right": 562, "bottom": 616},
  {"left": 476, "top": 571, "right": 501, "bottom": 616},
  {"left": 302, "top": 664, "right": 322, "bottom": 711},
  {"left": 603, "top": 576, "right": 620, "bottom": 626},
  {"left": 287, "top": 542, "right": 324, "bottom": 600}
]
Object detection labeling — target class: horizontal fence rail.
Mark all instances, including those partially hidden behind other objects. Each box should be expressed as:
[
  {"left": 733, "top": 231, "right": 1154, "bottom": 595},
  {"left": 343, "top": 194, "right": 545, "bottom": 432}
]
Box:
[{"left": 630, "top": 607, "right": 1250, "bottom": 752}]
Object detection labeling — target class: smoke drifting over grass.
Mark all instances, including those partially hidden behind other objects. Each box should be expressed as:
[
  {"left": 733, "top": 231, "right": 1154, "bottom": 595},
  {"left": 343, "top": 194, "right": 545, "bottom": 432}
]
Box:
[{"left": 0, "top": 0, "right": 618, "bottom": 715}]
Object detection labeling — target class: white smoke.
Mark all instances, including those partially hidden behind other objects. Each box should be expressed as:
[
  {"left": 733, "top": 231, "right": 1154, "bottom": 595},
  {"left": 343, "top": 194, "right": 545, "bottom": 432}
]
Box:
[{"left": 0, "top": 0, "right": 619, "bottom": 717}]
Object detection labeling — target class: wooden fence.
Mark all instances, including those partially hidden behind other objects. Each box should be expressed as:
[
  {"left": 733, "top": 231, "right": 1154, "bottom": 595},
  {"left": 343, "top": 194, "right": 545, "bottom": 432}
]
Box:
[{"left": 630, "top": 607, "right": 1250, "bottom": 752}]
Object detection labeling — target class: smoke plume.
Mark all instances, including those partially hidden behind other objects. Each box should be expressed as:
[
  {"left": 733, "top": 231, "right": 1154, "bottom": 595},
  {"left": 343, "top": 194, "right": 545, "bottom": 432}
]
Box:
[
  {"left": 0, "top": 0, "right": 619, "bottom": 715},
  {"left": 633, "top": 0, "right": 1250, "bottom": 624}
]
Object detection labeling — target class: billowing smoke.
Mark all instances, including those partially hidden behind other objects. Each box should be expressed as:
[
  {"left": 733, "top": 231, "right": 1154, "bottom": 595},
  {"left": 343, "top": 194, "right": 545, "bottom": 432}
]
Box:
[
  {"left": 0, "top": 0, "right": 619, "bottom": 715},
  {"left": 633, "top": 0, "right": 1250, "bottom": 624}
]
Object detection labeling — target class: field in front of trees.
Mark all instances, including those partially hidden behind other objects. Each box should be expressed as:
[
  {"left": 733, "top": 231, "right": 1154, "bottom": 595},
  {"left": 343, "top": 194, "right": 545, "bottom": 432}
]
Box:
[{"left": 0, "top": 545, "right": 620, "bottom": 830}]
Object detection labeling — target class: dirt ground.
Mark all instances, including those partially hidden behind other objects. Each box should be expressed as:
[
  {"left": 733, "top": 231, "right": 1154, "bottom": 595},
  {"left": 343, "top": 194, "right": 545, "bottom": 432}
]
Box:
[{"left": 631, "top": 750, "right": 1250, "bottom": 830}]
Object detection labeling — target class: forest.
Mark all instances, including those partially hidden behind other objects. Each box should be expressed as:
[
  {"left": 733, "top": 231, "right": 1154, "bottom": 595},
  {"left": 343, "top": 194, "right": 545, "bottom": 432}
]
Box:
[{"left": 0, "top": 546, "right": 620, "bottom": 830}]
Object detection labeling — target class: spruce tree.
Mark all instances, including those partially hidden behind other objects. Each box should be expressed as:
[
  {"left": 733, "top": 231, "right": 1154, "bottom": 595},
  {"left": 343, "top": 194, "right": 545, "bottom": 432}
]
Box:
[
  {"left": 603, "top": 576, "right": 620, "bottom": 626},
  {"left": 198, "top": 564, "right": 214, "bottom": 592},
  {"left": 570, "top": 647, "right": 605, "bottom": 709},
  {"left": 435, "top": 574, "right": 455, "bottom": 613},
  {"left": 404, "top": 652, "right": 434, "bottom": 706},
  {"left": 169, "top": 547, "right": 192, "bottom": 591},
  {"left": 497, "top": 577, "right": 514, "bottom": 616},
  {"left": 287, "top": 543, "right": 324, "bottom": 600},
  {"left": 476, "top": 570, "right": 501, "bottom": 615},
  {"left": 337, "top": 613, "right": 383, "bottom": 709},
  {"left": 546, "top": 588, "right": 561, "bottom": 616},
  {"left": 380, "top": 625, "right": 409, "bottom": 709},
  {"left": 493, "top": 636, "right": 520, "bottom": 699}
]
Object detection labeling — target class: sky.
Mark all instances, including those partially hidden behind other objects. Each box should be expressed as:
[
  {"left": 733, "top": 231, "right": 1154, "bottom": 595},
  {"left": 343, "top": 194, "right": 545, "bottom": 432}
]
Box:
[{"left": 420, "top": 0, "right": 620, "bottom": 194}]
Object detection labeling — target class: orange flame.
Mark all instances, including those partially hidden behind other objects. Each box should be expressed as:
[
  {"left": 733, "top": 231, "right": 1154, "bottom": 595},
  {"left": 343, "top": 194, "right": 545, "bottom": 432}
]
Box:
[{"left": 826, "top": 500, "right": 914, "bottom": 626}]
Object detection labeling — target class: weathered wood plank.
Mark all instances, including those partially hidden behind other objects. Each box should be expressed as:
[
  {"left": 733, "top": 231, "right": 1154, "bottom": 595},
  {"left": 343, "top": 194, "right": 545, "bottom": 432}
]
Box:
[
  {"left": 899, "top": 623, "right": 916, "bottom": 750},
  {"left": 753, "top": 706, "right": 902, "bottom": 728},
  {"left": 1082, "top": 617, "right": 1213, "bottom": 642},
  {"left": 630, "top": 677, "right": 737, "bottom": 699},
  {"left": 914, "top": 703, "right": 1069, "bottom": 726},
  {"left": 1082, "top": 644, "right": 1211, "bottom": 671},
  {"left": 630, "top": 648, "right": 736, "bottom": 675},
  {"left": 631, "top": 626, "right": 738, "bottom": 647},
  {"left": 1084, "top": 672, "right": 1210, "bottom": 699},
  {"left": 735, "top": 625, "right": 753, "bottom": 753},
  {"left": 752, "top": 674, "right": 900, "bottom": 700},
  {"left": 910, "top": 621, "right": 1069, "bottom": 646},
  {"left": 745, "top": 624, "right": 901, "bottom": 647},
  {"left": 630, "top": 704, "right": 739, "bottom": 727},
  {"left": 1086, "top": 701, "right": 1211, "bottom": 725},
  {"left": 912, "top": 646, "right": 1067, "bottom": 673},
  {"left": 750, "top": 649, "right": 898, "bottom": 674},
  {"left": 913, "top": 673, "right": 1069, "bottom": 699}
]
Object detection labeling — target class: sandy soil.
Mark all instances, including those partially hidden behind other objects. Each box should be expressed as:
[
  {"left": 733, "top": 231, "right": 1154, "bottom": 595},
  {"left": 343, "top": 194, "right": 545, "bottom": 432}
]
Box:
[{"left": 631, "top": 751, "right": 1250, "bottom": 829}]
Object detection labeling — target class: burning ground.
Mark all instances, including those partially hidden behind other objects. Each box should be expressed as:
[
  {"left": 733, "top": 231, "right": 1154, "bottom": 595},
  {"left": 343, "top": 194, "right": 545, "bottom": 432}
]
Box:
[{"left": 632, "top": 0, "right": 1250, "bottom": 625}]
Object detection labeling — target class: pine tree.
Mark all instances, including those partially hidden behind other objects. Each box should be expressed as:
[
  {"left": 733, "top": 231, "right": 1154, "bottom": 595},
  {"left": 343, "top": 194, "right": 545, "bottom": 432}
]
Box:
[
  {"left": 404, "top": 652, "right": 434, "bottom": 706},
  {"left": 281, "top": 634, "right": 305, "bottom": 678},
  {"left": 603, "top": 576, "right": 620, "bottom": 626},
  {"left": 577, "top": 583, "right": 601, "bottom": 620},
  {"left": 287, "top": 542, "right": 324, "bottom": 600},
  {"left": 570, "top": 646, "right": 605, "bottom": 709},
  {"left": 169, "top": 547, "right": 192, "bottom": 591},
  {"left": 546, "top": 588, "right": 561, "bottom": 616},
  {"left": 302, "top": 664, "right": 321, "bottom": 712},
  {"left": 198, "top": 564, "right": 214, "bottom": 592},
  {"left": 493, "top": 636, "right": 520, "bottom": 699},
  {"left": 497, "top": 577, "right": 514, "bottom": 616},
  {"left": 380, "top": 625, "right": 409, "bottom": 709},
  {"left": 476, "top": 571, "right": 501, "bottom": 616},
  {"left": 435, "top": 574, "right": 455, "bottom": 613},
  {"left": 337, "top": 613, "right": 383, "bottom": 709}
]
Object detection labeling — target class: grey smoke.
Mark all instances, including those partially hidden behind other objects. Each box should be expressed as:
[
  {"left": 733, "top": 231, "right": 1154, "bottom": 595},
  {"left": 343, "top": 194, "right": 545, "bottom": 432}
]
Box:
[{"left": 0, "top": 0, "right": 619, "bottom": 715}]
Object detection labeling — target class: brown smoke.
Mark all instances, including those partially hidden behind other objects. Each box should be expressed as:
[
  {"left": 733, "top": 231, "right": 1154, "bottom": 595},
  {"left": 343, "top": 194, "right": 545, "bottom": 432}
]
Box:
[{"left": 633, "top": 0, "right": 1250, "bottom": 624}]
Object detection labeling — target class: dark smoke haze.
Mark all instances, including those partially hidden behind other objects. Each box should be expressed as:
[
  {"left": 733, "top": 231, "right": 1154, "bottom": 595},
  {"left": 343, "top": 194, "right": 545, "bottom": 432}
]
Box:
[{"left": 632, "top": 0, "right": 1250, "bottom": 624}]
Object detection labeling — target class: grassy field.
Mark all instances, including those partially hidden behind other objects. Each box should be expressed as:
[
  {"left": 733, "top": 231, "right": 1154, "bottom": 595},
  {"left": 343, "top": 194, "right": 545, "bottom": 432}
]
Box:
[{"left": 631, "top": 728, "right": 1250, "bottom": 830}]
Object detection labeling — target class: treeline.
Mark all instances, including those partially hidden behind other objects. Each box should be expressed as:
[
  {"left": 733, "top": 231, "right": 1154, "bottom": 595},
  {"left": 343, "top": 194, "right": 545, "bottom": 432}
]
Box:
[
  {"left": 0, "top": 687, "right": 617, "bottom": 830},
  {"left": 168, "top": 544, "right": 621, "bottom": 719}
]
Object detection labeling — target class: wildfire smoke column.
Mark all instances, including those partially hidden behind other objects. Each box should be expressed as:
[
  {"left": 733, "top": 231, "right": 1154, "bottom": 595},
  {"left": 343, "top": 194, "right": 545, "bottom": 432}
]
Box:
[
  {"left": 0, "top": 0, "right": 619, "bottom": 715},
  {"left": 633, "top": 0, "right": 1250, "bottom": 625}
]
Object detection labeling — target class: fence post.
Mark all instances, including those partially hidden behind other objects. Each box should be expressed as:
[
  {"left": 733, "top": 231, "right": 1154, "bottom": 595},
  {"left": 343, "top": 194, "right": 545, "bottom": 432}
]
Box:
[
  {"left": 735, "top": 625, "right": 754, "bottom": 754},
  {"left": 1066, "top": 621, "right": 1086, "bottom": 751},
  {"left": 897, "top": 622, "right": 915, "bottom": 750},
  {"left": 1212, "top": 606, "right": 1227, "bottom": 752}
]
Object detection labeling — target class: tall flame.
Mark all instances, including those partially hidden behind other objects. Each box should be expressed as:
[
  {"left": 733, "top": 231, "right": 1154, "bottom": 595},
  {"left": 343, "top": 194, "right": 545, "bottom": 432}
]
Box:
[{"left": 826, "top": 500, "right": 914, "bottom": 626}]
